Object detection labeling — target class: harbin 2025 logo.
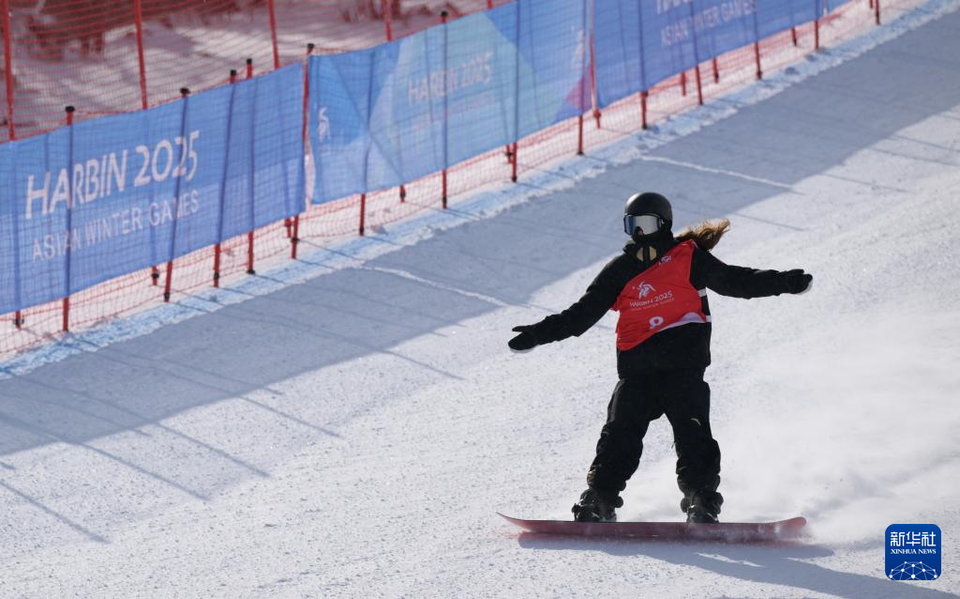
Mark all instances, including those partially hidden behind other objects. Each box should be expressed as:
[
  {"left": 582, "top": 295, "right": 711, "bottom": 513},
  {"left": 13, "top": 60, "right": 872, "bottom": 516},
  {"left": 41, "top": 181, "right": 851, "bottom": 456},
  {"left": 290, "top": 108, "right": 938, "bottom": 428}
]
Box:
[{"left": 885, "top": 524, "right": 941, "bottom": 581}]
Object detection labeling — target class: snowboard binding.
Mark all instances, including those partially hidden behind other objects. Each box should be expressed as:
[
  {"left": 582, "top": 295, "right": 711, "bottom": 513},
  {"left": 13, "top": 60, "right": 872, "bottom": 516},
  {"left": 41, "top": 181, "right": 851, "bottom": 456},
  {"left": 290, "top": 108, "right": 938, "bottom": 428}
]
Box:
[
  {"left": 572, "top": 488, "right": 623, "bottom": 523},
  {"left": 681, "top": 490, "right": 723, "bottom": 524}
]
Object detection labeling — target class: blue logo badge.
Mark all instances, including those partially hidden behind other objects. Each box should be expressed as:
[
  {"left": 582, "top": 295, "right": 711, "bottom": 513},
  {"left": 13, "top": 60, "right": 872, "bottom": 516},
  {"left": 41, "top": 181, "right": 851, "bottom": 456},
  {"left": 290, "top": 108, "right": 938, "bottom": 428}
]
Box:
[{"left": 886, "top": 524, "right": 941, "bottom": 581}]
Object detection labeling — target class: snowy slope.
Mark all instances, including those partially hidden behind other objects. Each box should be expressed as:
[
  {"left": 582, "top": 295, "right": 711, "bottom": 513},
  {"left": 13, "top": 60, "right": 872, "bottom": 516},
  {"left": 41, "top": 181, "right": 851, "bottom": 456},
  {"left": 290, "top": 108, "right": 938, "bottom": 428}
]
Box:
[{"left": 2, "top": 2, "right": 960, "bottom": 598}]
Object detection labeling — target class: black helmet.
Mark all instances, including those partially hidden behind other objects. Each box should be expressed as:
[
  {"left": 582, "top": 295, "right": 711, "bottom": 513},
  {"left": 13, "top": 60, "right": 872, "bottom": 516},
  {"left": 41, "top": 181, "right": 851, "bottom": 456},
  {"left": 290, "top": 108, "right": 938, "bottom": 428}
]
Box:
[{"left": 623, "top": 192, "right": 672, "bottom": 237}]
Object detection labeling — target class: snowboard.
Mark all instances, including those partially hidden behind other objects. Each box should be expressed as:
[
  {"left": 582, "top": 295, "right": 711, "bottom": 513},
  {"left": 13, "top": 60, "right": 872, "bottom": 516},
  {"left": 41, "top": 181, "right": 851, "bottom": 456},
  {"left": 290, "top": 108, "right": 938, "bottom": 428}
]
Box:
[{"left": 498, "top": 513, "right": 806, "bottom": 543}]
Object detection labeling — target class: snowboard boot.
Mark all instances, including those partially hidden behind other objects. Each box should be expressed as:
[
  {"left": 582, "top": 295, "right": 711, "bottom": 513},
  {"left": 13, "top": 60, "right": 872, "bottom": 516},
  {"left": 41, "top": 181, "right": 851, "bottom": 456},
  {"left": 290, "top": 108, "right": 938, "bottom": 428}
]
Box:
[
  {"left": 572, "top": 488, "right": 623, "bottom": 523},
  {"left": 681, "top": 490, "right": 722, "bottom": 524}
]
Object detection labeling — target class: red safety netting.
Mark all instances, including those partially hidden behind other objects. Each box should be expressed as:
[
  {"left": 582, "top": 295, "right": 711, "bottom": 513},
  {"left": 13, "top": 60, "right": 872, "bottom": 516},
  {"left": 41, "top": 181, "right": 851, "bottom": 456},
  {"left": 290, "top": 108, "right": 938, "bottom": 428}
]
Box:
[
  {"left": 0, "top": 0, "right": 928, "bottom": 360},
  {"left": 0, "top": 0, "right": 507, "bottom": 142}
]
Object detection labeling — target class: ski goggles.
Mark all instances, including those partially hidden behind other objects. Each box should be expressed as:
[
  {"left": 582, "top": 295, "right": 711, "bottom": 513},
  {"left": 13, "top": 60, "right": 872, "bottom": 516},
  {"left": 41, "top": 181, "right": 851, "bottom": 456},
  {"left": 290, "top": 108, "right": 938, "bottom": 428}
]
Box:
[{"left": 623, "top": 213, "right": 664, "bottom": 236}]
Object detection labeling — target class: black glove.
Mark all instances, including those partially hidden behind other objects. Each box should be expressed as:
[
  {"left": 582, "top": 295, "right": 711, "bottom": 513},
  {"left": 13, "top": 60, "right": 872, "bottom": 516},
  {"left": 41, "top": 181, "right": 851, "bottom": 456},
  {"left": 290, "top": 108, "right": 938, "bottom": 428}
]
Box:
[
  {"left": 783, "top": 269, "right": 813, "bottom": 294},
  {"left": 508, "top": 325, "right": 539, "bottom": 352}
]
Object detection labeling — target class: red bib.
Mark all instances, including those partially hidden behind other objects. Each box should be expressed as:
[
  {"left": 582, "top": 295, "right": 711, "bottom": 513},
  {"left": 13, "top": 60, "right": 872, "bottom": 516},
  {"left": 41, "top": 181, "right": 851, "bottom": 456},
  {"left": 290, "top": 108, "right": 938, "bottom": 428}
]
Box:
[{"left": 613, "top": 240, "right": 709, "bottom": 351}]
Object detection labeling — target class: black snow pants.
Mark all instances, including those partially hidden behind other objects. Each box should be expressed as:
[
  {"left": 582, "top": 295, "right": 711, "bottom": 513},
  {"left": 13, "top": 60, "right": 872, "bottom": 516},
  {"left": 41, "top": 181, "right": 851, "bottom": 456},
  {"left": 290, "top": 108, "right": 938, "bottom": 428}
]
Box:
[{"left": 586, "top": 369, "right": 722, "bottom": 514}]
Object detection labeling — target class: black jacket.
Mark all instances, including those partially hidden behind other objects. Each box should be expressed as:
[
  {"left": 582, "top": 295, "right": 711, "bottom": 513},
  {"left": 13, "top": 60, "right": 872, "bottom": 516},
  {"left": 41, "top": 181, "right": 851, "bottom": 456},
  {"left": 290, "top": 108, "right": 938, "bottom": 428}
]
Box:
[{"left": 528, "top": 238, "right": 798, "bottom": 376}]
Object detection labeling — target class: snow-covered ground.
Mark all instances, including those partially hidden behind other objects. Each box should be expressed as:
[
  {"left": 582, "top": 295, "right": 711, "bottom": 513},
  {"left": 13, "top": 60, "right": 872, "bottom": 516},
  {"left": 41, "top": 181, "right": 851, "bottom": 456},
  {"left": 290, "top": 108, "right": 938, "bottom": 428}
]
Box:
[{"left": 2, "top": 2, "right": 960, "bottom": 597}]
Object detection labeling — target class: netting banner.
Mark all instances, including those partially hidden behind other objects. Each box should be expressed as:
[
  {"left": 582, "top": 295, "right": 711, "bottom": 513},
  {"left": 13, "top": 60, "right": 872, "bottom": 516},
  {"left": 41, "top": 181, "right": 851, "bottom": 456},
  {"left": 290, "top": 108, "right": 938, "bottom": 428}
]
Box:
[
  {"left": 308, "top": 0, "right": 590, "bottom": 204},
  {"left": 0, "top": 63, "right": 304, "bottom": 315},
  {"left": 595, "top": 0, "right": 836, "bottom": 109}
]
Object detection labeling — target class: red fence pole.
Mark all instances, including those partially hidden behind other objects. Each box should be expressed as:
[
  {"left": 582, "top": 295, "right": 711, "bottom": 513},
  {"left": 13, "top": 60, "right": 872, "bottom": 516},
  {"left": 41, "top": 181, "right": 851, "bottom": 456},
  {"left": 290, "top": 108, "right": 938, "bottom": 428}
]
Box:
[
  {"left": 133, "top": 0, "right": 162, "bottom": 286},
  {"left": 590, "top": 3, "right": 600, "bottom": 129},
  {"left": 441, "top": 10, "right": 448, "bottom": 209},
  {"left": 640, "top": 90, "right": 648, "bottom": 130},
  {"left": 163, "top": 88, "right": 190, "bottom": 302},
  {"left": 712, "top": 58, "right": 719, "bottom": 83},
  {"left": 487, "top": 0, "right": 493, "bottom": 7},
  {"left": 292, "top": 43, "right": 314, "bottom": 261},
  {"left": 246, "top": 227, "right": 255, "bottom": 274},
  {"left": 62, "top": 301, "right": 70, "bottom": 334},
  {"left": 2, "top": 0, "right": 15, "bottom": 141},
  {"left": 577, "top": 113, "right": 584, "bottom": 155},
  {"left": 694, "top": 65, "right": 703, "bottom": 106},
  {"left": 62, "top": 106, "right": 75, "bottom": 332},
  {"left": 442, "top": 171, "right": 448, "bottom": 207},
  {"left": 687, "top": 2, "right": 703, "bottom": 106},
  {"left": 244, "top": 58, "right": 256, "bottom": 274},
  {"left": 383, "top": 0, "right": 393, "bottom": 41},
  {"left": 576, "top": 0, "right": 588, "bottom": 156},
  {"left": 359, "top": 194, "right": 366, "bottom": 236},
  {"left": 266, "top": 4, "right": 293, "bottom": 241},
  {"left": 875, "top": 0, "right": 881, "bottom": 25},
  {"left": 213, "top": 68, "right": 239, "bottom": 287},
  {"left": 4, "top": 0, "right": 20, "bottom": 327},
  {"left": 267, "top": 0, "right": 280, "bottom": 69},
  {"left": 213, "top": 240, "right": 221, "bottom": 287},
  {"left": 134, "top": 0, "right": 149, "bottom": 109},
  {"left": 754, "top": 42, "right": 763, "bottom": 80},
  {"left": 267, "top": 0, "right": 284, "bottom": 274},
  {"left": 291, "top": 208, "right": 301, "bottom": 258},
  {"left": 814, "top": 18, "right": 820, "bottom": 51},
  {"left": 680, "top": 71, "right": 687, "bottom": 96},
  {"left": 791, "top": 26, "right": 798, "bottom": 47},
  {"left": 265, "top": 5, "right": 284, "bottom": 277}
]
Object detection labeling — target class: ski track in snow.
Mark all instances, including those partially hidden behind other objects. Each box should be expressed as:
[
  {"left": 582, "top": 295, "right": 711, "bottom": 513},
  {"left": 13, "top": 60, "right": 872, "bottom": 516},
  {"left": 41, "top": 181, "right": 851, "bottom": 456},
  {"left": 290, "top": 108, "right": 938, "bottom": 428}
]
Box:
[{"left": 2, "top": 1, "right": 960, "bottom": 598}]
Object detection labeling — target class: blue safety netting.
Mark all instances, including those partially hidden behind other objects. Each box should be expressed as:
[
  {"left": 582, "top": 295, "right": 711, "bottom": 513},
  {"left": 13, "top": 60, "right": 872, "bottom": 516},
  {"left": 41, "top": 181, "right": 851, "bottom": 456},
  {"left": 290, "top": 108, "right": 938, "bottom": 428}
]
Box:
[
  {"left": 307, "top": 0, "right": 590, "bottom": 204},
  {"left": 594, "top": 0, "right": 841, "bottom": 108},
  {"left": 0, "top": 63, "right": 304, "bottom": 314},
  {"left": 1, "top": 0, "right": 856, "bottom": 316}
]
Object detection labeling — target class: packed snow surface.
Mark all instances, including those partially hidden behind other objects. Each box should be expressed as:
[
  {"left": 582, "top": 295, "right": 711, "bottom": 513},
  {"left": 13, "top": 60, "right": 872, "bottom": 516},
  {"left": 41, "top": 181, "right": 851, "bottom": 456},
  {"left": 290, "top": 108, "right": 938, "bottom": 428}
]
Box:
[{"left": 2, "top": 2, "right": 960, "bottom": 597}]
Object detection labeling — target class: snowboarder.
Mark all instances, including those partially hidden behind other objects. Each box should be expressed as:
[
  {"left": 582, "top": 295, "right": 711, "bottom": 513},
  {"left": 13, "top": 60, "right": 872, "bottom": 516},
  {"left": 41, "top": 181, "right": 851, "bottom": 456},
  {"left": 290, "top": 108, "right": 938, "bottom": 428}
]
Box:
[{"left": 507, "top": 192, "right": 813, "bottom": 523}]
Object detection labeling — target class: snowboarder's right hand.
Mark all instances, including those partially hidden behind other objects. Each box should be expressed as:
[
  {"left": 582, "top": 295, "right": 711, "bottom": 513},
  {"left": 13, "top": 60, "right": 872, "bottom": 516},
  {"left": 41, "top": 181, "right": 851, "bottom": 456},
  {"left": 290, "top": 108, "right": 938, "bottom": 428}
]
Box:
[{"left": 508, "top": 325, "right": 538, "bottom": 353}]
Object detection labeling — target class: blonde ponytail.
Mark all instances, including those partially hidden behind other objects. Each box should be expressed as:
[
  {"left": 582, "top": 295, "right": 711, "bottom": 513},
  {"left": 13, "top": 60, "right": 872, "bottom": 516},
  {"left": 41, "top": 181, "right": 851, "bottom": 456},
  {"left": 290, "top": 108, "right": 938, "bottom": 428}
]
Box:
[{"left": 675, "top": 219, "right": 731, "bottom": 251}]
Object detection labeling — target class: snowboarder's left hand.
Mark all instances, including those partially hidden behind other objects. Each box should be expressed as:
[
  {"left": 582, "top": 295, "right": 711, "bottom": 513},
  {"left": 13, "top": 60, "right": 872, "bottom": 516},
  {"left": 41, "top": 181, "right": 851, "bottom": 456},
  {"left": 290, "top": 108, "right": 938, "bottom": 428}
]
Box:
[
  {"left": 508, "top": 325, "right": 538, "bottom": 352},
  {"left": 783, "top": 269, "right": 813, "bottom": 295}
]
